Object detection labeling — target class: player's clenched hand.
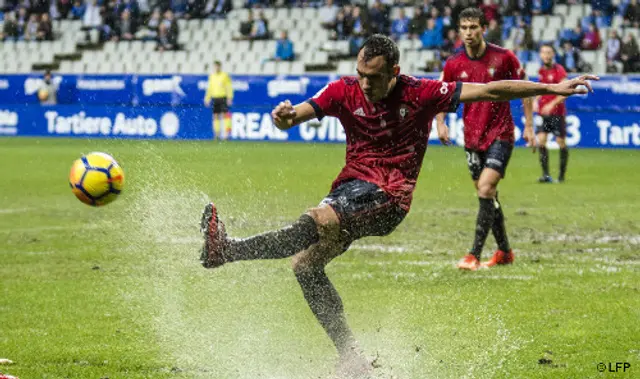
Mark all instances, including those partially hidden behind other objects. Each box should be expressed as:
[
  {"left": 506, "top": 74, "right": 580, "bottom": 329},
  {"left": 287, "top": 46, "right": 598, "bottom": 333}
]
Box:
[
  {"left": 271, "top": 100, "right": 296, "bottom": 128},
  {"left": 436, "top": 122, "right": 451, "bottom": 145},
  {"left": 551, "top": 75, "right": 599, "bottom": 96},
  {"left": 523, "top": 125, "right": 537, "bottom": 153}
]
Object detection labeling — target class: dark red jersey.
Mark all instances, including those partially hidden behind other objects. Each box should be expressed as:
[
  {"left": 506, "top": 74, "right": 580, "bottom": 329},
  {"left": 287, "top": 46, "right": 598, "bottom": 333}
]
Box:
[
  {"left": 538, "top": 63, "right": 567, "bottom": 116},
  {"left": 308, "top": 75, "right": 461, "bottom": 211},
  {"left": 442, "top": 43, "right": 525, "bottom": 151}
]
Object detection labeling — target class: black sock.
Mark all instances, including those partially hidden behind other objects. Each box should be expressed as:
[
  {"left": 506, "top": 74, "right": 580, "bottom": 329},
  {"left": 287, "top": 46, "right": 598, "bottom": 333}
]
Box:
[
  {"left": 470, "top": 197, "right": 496, "bottom": 259},
  {"left": 491, "top": 196, "right": 511, "bottom": 252},
  {"left": 295, "top": 267, "right": 355, "bottom": 355},
  {"left": 225, "top": 214, "right": 320, "bottom": 261},
  {"left": 539, "top": 146, "right": 549, "bottom": 176},
  {"left": 559, "top": 147, "right": 569, "bottom": 180}
]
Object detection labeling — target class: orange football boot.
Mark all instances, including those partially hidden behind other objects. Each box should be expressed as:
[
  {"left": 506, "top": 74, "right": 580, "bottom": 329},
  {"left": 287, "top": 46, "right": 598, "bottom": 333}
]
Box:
[
  {"left": 457, "top": 254, "right": 480, "bottom": 271},
  {"left": 481, "top": 249, "right": 514, "bottom": 268}
]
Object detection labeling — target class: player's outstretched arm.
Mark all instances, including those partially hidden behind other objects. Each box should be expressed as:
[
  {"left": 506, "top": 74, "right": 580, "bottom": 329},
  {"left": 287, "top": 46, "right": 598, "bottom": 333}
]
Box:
[
  {"left": 459, "top": 75, "right": 599, "bottom": 103},
  {"left": 271, "top": 101, "right": 318, "bottom": 130}
]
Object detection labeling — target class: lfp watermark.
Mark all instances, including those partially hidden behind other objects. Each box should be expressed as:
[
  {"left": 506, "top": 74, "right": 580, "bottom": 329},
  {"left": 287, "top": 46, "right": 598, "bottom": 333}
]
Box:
[{"left": 597, "top": 362, "right": 631, "bottom": 373}]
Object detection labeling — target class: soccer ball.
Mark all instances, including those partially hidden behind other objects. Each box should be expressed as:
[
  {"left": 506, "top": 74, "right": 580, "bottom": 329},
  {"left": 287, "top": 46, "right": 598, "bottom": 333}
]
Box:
[{"left": 69, "top": 152, "right": 125, "bottom": 206}]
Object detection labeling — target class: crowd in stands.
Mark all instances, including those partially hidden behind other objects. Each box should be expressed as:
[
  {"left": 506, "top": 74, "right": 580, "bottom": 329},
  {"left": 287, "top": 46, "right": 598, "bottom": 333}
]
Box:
[
  {"left": 0, "top": 0, "right": 639, "bottom": 73},
  {"left": 312, "top": 0, "right": 640, "bottom": 73}
]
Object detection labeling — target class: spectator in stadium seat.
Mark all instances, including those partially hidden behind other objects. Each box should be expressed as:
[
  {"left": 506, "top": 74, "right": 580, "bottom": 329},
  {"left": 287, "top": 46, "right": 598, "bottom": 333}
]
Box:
[
  {"left": 333, "top": 7, "right": 353, "bottom": 41},
  {"left": 624, "top": 0, "right": 640, "bottom": 28},
  {"left": 348, "top": 6, "right": 369, "bottom": 56},
  {"left": 37, "top": 13, "right": 53, "bottom": 41},
  {"left": 206, "top": 0, "right": 233, "bottom": 19},
  {"left": 156, "top": 22, "right": 175, "bottom": 50},
  {"left": 500, "top": 0, "right": 520, "bottom": 16},
  {"left": 1, "top": 11, "right": 19, "bottom": 41},
  {"left": 162, "top": 9, "right": 179, "bottom": 45},
  {"left": 591, "top": 0, "right": 613, "bottom": 17},
  {"left": 16, "top": 7, "right": 28, "bottom": 39},
  {"left": 561, "top": 23, "right": 584, "bottom": 47},
  {"left": 58, "top": 0, "right": 73, "bottom": 19},
  {"left": 136, "top": 7, "right": 160, "bottom": 40},
  {"left": 319, "top": 0, "right": 339, "bottom": 30},
  {"left": 71, "top": 0, "right": 86, "bottom": 19},
  {"left": 420, "top": 0, "right": 433, "bottom": 16},
  {"left": 620, "top": 32, "right": 640, "bottom": 73},
  {"left": 171, "top": 0, "right": 188, "bottom": 16},
  {"left": 581, "top": 23, "right": 601, "bottom": 50},
  {"left": 408, "top": 6, "right": 426, "bottom": 39},
  {"left": 24, "top": 14, "right": 40, "bottom": 41},
  {"left": 112, "top": 9, "right": 137, "bottom": 41},
  {"left": 441, "top": 6, "right": 453, "bottom": 30},
  {"left": 513, "top": 19, "right": 535, "bottom": 61},
  {"left": 31, "top": 0, "right": 49, "bottom": 15},
  {"left": 391, "top": 8, "right": 410, "bottom": 40},
  {"left": 420, "top": 18, "right": 442, "bottom": 49},
  {"left": 83, "top": 0, "right": 103, "bottom": 29},
  {"left": 250, "top": 10, "right": 269, "bottom": 40},
  {"left": 480, "top": 0, "right": 500, "bottom": 23},
  {"left": 485, "top": 18, "right": 502, "bottom": 46},
  {"left": 429, "top": 7, "right": 444, "bottom": 31},
  {"left": 532, "top": 0, "right": 554, "bottom": 15},
  {"left": 369, "top": 0, "right": 388, "bottom": 35},
  {"left": 558, "top": 41, "right": 583, "bottom": 73},
  {"left": 440, "top": 28, "right": 461, "bottom": 61},
  {"left": 238, "top": 9, "right": 253, "bottom": 39},
  {"left": 605, "top": 29, "right": 621, "bottom": 72},
  {"left": 273, "top": 31, "right": 295, "bottom": 61},
  {"left": 184, "top": 0, "right": 204, "bottom": 18},
  {"left": 449, "top": 0, "right": 464, "bottom": 28}
]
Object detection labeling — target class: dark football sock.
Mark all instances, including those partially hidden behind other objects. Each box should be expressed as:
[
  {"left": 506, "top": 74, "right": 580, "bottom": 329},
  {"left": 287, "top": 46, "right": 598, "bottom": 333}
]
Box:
[
  {"left": 295, "top": 267, "right": 356, "bottom": 355},
  {"left": 225, "top": 214, "right": 319, "bottom": 261},
  {"left": 539, "top": 146, "right": 550, "bottom": 176},
  {"left": 491, "top": 195, "right": 511, "bottom": 252},
  {"left": 470, "top": 197, "right": 496, "bottom": 259},
  {"left": 559, "top": 147, "right": 569, "bottom": 180}
]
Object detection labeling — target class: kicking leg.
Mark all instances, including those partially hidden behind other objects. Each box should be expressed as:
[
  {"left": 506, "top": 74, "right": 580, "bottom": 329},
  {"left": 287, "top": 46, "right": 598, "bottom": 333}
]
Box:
[{"left": 199, "top": 203, "right": 320, "bottom": 268}]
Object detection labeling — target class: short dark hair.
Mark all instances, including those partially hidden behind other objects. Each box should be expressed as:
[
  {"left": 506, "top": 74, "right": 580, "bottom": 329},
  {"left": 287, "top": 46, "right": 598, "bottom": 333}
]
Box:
[
  {"left": 458, "top": 7, "right": 487, "bottom": 27},
  {"left": 214, "top": 60, "right": 221, "bottom": 66},
  {"left": 540, "top": 43, "right": 555, "bottom": 50},
  {"left": 358, "top": 34, "right": 400, "bottom": 72}
]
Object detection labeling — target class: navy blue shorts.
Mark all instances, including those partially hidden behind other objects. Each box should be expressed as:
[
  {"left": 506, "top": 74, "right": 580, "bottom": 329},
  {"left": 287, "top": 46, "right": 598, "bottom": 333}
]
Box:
[
  {"left": 464, "top": 140, "right": 514, "bottom": 181},
  {"left": 537, "top": 115, "right": 566, "bottom": 138},
  {"left": 319, "top": 180, "right": 407, "bottom": 247}
]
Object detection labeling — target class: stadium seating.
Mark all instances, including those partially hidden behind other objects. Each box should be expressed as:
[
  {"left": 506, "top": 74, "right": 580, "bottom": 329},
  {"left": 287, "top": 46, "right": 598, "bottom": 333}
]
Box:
[{"left": 0, "top": 1, "right": 637, "bottom": 75}]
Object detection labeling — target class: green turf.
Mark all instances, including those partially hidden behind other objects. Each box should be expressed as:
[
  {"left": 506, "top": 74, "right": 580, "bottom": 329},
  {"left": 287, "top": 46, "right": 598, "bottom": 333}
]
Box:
[{"left": 0, "top": 138, "right": 638, "bottom": 379}]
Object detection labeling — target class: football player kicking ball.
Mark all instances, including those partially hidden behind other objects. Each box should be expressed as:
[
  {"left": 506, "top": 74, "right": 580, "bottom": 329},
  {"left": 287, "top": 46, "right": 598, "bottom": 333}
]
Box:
[
  {"left": 436, "top": 7, "right": 535, "bottom": 271},
  {"left": 536, "top": 44, "right": 569, "bottom": 183},
  {"left": 199, "top": 34, "right": 597, "bottom": 377}
]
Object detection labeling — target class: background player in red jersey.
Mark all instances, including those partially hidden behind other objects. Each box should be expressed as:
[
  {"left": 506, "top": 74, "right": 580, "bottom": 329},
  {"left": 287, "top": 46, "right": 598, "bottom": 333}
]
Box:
[
  {"left": 199, "top": 34, "right": 596, "bottom": 377},
  {"left": 536, "top": 44, "right": 569, "bottom": 183},
  {"left": 436, "top": 7, "right": 536, "bottom": 271}
]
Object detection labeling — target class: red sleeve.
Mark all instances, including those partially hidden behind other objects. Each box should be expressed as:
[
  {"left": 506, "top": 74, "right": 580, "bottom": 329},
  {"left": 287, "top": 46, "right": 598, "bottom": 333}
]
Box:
[
  {"left": 307, "top": 80, "right": 344, "bottom": 119},
  {"left": 419, "top": 79, "right": 462, "bottom": 114},
  {"left": 505, "top": 51, "right": 525, "bottom": 80}
]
